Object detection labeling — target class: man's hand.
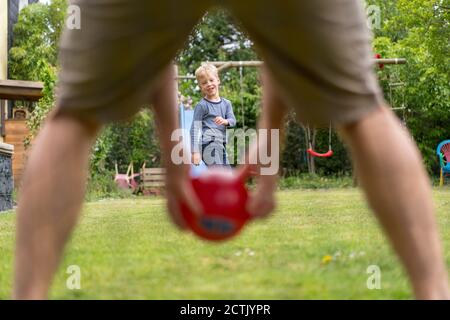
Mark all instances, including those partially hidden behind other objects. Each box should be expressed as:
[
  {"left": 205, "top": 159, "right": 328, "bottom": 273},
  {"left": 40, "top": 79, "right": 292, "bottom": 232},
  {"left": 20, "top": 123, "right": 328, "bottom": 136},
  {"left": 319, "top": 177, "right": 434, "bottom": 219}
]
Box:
[
  {"left": 192, "top": 152, "right": 201, "bottom": 166},
  {"left": 149, "top": 65, "right": 203, "bottom": 230},
  {"left": 214, "top": 116, "right": 229, "bottom": 126},
  {"left": 165, "top": 164, "right": 203, "bottom": 230},
  {"left": 242, "top": 145, "right": 278, "bottom": 219},
  {"left": 247, "top": 175, "right": 277, "bottom": 219},
  {"left": 244, "top": 67, "right": 286, "bottom": 219}
]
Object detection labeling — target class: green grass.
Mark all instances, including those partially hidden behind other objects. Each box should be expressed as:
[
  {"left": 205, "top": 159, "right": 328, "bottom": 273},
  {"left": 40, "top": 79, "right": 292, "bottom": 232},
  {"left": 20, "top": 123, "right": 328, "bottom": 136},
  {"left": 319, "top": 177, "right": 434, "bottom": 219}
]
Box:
[
  {"left": 278, "top": 174, "right": 355, "bottom": 189},
  {"left": 1, "top": 188, "right": 449, "bottom": 299}
]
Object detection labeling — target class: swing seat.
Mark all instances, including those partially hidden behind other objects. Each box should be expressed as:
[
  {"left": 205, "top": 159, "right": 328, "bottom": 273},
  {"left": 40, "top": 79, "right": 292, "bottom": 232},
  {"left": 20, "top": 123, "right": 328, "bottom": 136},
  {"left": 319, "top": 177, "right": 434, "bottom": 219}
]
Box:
[
  {"left": 437, "top": 140, "right": 450, "bottom": 186},
  {"left": 305, "top": 124, "right": 334, "bottom": 158},
  {"left": 307, "top": 148, "right": 333, "bottom": 158}
]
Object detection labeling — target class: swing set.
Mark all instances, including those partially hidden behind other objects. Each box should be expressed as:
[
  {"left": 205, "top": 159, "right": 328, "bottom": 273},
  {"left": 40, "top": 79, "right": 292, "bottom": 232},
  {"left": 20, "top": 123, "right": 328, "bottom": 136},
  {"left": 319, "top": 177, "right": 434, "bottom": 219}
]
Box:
[
  {"left": 113, "top": 57, "right": 410, "bottom": 193},
  {"left": 305, "top": 55, "right": 407, "bottom": 159},
  {"left": 305, "top": 124, "right": 333, "bottom": 158},
  {"left": 176, "top": 57, "right": 407, "bottom": 166}
]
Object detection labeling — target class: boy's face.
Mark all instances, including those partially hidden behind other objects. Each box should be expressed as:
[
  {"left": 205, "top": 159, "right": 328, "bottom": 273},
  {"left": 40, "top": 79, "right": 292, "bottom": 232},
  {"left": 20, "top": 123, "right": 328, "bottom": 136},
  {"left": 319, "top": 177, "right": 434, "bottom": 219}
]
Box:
[{"left": 198, "top": 71, "right": 220, "bottom": 99}]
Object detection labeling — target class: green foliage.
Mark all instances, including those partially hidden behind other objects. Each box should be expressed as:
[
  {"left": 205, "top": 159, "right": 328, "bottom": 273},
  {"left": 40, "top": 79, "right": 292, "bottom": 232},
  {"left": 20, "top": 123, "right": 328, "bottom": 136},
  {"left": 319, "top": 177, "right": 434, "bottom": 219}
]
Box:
[
  {"left": 370, "top": 0, "right": 450, "bottom": 175},
  {"left": 88, "top": 109, "right": 161, "bottom": 198},
  {"left": 280, "top": 113, "right": 353, "bottom": 176},
  {"left": 9, "top": 0, "right": 66, "bottom": 142},
  {"left": 9, "top": 0, "right": 66, "bottom": 80},
  {"left": 24, "top": 62, "right": 57, "bottom": 145},
  {"left": 310, "top": 129, "right": 353, "bottom": 176},
  {"left": 281, "top": 115, "right": 308, "bottom": 175},
  {"left": 178, "top": 9, "right": 258, "bottom": 71},
  {"left": 85, "top": 170, "right": 134, "bottom": 201},
  {"left": 279, "top": 174, "right": 355, "bottom": 190},
  {"left": 9, "top": 1, "right": 161, "bottom": 180},
  {"left": 91, "top": 109, "right": 161, "bottom": 175},
  {"left": 183, "top": 2, "right": 449, "bottom": 177},
  {"left": 8, "top": 1, "right": 449, "bottom": 186}
]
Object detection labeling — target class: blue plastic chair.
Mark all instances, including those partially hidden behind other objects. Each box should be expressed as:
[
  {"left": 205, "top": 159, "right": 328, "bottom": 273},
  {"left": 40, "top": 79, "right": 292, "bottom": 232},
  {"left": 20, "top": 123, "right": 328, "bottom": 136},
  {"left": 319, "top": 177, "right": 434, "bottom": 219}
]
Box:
[{"left": 436, "top": 140, "right": 450, "bottom": 186}]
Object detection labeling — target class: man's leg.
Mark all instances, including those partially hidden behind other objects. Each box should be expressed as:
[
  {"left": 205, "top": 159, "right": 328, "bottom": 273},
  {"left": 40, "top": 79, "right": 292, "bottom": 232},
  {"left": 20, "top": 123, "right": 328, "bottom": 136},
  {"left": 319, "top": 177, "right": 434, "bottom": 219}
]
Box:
[
  {"left": 339, "top": 106, "right": 449, "bottom": 299},
  {"left": 14, "top": 114, "right": 100, "bottom": 299}
]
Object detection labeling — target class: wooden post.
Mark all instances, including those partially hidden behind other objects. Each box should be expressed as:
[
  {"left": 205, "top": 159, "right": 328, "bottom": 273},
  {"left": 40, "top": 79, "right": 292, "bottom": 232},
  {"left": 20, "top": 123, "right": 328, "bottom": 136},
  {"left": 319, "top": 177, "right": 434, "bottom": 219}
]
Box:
[
  {"left": 303, "top": 125, "right": 310, "bottom": 173},
  {"left": 0, "top": 99, "right": 5, "bottom": 137},
  {"left": 174, "top": 64, "right": 179, "bottom": 109},
  {"left": 310, "top": 128, "right": 316, "bottom": 175},
  {"left": 206, "top": 59, "right": 406, "bottom": 72}
]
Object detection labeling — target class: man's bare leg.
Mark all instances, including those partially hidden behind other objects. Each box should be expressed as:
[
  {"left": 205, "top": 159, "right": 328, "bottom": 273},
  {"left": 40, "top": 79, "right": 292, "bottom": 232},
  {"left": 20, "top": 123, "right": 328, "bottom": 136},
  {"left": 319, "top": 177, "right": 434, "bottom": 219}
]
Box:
[
  {"left": 339, "top": 106, "right": 449, "bottom": 299},
  {"left": 13, "top": 114, "right": 100, "bottom": 299}
]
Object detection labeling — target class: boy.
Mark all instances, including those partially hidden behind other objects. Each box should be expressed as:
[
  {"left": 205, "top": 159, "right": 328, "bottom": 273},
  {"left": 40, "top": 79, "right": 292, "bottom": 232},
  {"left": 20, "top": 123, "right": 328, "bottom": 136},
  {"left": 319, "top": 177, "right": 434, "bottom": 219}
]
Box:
[
  {"left": 190, "top": 63, "right": 236, "bottom": 167},
  {"left": 14, "top": 0, "right": 449, "bottom": 299}
]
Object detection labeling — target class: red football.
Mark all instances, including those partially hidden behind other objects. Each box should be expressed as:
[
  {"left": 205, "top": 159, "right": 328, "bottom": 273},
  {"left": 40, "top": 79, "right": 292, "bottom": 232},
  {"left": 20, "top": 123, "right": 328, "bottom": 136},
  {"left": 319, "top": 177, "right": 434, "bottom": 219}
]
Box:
[{"left": 180, "top": 168, "right": 251, "bottom": 241}]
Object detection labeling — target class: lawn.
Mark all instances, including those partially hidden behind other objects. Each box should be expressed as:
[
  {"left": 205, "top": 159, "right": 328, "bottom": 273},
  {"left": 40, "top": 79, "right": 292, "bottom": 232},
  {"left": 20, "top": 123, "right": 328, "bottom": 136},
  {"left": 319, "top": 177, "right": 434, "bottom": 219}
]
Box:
[{"left": 1, "top": 188, "right": 449, "bottom": 299}]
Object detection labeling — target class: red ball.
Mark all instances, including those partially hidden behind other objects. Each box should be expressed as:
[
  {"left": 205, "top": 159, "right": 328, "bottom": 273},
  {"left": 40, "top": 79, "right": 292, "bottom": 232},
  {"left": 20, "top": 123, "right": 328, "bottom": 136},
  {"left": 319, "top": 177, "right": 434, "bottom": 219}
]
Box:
[{"left": 180, "top": 168, "right": 251, "bottom": 241}]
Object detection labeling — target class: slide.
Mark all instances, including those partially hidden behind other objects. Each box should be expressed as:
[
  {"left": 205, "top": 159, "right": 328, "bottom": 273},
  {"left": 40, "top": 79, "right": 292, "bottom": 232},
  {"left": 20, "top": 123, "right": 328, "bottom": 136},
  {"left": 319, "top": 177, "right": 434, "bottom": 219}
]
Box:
[{"left": 179, "top": 104, "right": 208, "bottom": 177}]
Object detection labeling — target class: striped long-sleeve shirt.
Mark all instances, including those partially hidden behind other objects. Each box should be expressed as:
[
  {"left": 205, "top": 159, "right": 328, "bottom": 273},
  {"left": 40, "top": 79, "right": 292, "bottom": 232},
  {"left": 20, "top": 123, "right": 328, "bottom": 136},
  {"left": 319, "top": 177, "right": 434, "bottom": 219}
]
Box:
[{"left": 190, "top": 97, "right": 236, "bottom": 153}]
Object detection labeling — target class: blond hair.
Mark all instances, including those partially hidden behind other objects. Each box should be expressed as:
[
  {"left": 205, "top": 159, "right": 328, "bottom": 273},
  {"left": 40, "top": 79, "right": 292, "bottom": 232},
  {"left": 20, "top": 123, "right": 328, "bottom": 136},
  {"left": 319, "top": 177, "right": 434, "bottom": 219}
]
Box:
[{"left": 195, "top": 62, "right": 219, "bottom": 82}]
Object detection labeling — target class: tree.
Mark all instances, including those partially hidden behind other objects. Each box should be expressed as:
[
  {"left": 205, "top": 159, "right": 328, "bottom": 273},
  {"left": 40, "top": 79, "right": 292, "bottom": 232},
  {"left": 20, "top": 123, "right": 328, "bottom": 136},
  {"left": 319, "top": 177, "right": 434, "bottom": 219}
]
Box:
[
  {"left": 9, "top": 1, "right": 161, "bottom": 175},
  {"left": 9, "top": 0, "right": 67, "bottom": 141},
  {"left": 11, "top": 1, "right": 447, "bottom": 178},
  {"left": 9, "top": 0, "right": 66, "bottom": 80},
  {"left": 92, "top": 110, "right": 161, "bottom": 175},
  {"left": 370, "top": 0, "right": 450, "bottom": 174}
]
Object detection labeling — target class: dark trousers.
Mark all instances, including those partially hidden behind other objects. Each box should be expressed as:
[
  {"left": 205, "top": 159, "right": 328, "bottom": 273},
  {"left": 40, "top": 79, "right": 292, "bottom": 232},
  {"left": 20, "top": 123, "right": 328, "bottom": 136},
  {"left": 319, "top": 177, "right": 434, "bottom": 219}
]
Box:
[{"left": 201, "top": 141, "right": 230, "bottom": 167}]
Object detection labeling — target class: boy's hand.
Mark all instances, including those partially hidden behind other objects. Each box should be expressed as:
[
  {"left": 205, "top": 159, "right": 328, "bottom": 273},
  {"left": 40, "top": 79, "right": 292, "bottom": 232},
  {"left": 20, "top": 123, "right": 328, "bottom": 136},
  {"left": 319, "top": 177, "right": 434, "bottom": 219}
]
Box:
[
  {"left": 192, "top": 152, "right": 201, "bottom": 166},
  {"left": 214, "top": 116, "right": 229, "bottom": 126}
]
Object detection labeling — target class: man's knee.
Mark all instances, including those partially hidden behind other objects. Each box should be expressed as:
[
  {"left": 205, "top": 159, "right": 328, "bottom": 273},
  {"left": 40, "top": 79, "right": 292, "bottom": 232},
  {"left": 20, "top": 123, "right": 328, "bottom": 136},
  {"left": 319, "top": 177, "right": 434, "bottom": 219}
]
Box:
[
  {"left": 336, "top": 105, "right": 387, "bottom": 140},
  {"left": 48, "top": 110, "right": 101, "bottom": 139}
]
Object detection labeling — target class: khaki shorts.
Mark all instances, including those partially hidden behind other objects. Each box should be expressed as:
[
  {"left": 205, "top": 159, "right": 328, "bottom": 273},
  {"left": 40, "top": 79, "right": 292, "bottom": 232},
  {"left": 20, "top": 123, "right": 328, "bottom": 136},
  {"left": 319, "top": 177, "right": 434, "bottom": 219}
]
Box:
[{"left": 56, "top": 0, "right": 384, "bottom": 126}]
